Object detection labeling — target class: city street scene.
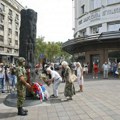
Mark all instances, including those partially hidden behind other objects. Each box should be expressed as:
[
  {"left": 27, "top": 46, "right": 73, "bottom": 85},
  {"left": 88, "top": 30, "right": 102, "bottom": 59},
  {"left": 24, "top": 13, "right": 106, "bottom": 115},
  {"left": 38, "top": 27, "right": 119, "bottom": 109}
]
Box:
[
  {"left": 0, "top": 78, "right": 120, "bottom": 120},
  {"left": 0, "top": 0, "right": 120, "bottom": 120}
]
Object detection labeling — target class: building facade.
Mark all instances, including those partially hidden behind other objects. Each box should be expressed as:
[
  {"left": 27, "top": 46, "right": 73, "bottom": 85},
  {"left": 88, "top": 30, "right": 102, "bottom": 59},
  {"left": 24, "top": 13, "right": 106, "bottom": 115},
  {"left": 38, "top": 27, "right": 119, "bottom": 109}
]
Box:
[
  {"left": 0, "top": 0, "right": 23, "bottom": 64},
  {"left": 62, "top": 0, "right": 120, "bottom": 72}
]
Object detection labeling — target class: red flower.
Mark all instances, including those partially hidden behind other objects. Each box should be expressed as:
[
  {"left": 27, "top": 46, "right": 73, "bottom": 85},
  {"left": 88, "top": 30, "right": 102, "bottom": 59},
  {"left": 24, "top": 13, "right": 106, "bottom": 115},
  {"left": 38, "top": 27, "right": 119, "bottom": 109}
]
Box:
[{"left": 31, "top": 83, "right": 40, "bottom": 93}]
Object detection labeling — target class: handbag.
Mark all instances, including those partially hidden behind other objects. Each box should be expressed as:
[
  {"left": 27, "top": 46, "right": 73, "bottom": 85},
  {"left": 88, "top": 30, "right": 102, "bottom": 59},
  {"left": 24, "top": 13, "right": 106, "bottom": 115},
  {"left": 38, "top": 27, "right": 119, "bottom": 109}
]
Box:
[{"left": 69, "top": 73, "right": 77, "bottom": 83}]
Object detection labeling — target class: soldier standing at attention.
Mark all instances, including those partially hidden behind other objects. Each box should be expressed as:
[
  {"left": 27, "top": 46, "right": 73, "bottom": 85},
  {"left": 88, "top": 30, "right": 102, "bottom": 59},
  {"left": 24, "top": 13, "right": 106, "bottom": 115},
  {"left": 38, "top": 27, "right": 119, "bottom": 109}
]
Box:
[{"left": 16, "top": 57, "right": 31, "bottom": 116}]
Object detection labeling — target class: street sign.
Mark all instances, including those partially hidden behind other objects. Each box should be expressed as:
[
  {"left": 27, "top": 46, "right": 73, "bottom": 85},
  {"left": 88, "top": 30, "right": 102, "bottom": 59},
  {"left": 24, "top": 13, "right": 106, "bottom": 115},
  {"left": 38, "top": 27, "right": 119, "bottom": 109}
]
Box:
[{"left": 40, "top": 54, "right": 44, "bottom": 58}]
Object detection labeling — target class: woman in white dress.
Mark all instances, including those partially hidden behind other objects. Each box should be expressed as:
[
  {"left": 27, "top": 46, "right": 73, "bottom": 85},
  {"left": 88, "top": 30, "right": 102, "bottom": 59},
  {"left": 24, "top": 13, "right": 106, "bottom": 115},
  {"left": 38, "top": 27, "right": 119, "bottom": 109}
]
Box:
[{"left": 76, "top": 62, "right": 84, "bottom": 92}]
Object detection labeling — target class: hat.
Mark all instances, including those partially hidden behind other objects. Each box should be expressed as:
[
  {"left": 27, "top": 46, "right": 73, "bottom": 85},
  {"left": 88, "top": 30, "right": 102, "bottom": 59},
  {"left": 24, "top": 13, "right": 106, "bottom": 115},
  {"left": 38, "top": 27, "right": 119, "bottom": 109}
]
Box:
[{"left": 18, "top": 57, "right": 25, "bottom": 63}]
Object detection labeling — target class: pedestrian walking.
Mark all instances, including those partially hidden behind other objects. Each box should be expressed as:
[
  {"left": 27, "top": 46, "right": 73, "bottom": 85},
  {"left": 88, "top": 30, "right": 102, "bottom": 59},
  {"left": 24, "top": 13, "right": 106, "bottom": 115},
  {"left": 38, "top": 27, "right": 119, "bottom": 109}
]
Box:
[
  {"left": 0, "top": 63, "right": 5, "bottom": 93},
  {"left": 118, "top": 62, "right": 120, "bottom": 79},
  {"left": 93, "top": 62, "right": 99, "bottom": 79},
  {"left": 112, "top": 62, "right": 117, "bottom": 78},
  {"left": 76, "top": 62, "right": 84, "bottom": 92},
  {"left": 10, "top": 65, "right": 17, "bottom": 92},
  {"left": 4, "top": 65, "right": 10, "bottom": 93},
  {"left": 102, "top": 61, "right": 110, "bottom": 79}
]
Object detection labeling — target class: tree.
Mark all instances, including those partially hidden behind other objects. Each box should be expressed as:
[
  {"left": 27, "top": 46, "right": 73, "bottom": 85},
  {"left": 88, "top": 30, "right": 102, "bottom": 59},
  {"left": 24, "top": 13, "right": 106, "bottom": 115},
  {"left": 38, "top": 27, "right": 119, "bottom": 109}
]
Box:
[
  {"left": 35, "top": 37, "right": 72, "bottom": 63},
  {"left": 35, "top": 36, "right": 46, "bottom": 62}
]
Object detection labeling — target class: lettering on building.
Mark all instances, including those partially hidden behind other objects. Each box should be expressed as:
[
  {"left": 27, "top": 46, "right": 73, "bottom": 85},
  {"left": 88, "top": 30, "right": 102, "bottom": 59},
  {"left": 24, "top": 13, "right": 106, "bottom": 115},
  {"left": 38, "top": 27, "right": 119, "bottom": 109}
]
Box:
[{"left": 78, "top": 7, "right": 120, "bottom": 25}]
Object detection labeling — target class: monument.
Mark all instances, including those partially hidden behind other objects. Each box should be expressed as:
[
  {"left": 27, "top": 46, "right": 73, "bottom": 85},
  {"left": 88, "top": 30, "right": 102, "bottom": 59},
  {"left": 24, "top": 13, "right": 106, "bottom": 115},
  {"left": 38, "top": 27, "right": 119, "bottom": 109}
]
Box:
[
  {"left": 19, "top": 9, "right": 37, "bottom": 68},
  {"left": 19, "top": 9, "right": 37, "bottom": 97},
  {"left": 4, "top": 9, "right": 39, "bottom": 107}
]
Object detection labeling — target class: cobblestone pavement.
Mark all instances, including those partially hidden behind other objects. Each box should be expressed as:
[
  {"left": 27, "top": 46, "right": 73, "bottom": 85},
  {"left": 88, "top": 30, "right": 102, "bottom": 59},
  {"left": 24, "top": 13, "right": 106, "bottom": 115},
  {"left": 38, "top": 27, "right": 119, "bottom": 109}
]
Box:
[{"left": 0, "top": 78, "right": 120, "bottom": 120}]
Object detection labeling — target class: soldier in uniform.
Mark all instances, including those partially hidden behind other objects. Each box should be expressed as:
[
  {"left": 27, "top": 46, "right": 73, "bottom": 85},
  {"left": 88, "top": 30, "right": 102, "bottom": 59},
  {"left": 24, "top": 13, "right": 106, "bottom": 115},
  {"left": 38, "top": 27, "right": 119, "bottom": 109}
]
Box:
[{"left": 16, "top": 57, "right": 31, "bottom": 116}]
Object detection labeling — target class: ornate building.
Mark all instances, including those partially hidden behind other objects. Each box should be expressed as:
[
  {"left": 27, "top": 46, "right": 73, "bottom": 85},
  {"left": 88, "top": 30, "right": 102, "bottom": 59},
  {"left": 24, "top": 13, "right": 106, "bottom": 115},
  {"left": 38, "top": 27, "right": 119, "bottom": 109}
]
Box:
[
  {"left": 62, "top": 0, "right": 120, "bottom": 72},
  {"left": 0, "top": 0, "right": 23, "bottom": 63}
]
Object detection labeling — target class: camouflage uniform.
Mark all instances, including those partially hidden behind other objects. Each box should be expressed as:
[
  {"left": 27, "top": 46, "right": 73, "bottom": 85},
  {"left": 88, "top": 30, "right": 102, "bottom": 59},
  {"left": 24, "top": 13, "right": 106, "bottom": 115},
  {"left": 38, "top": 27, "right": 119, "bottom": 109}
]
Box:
[{"left": 16, "top": 57, "right": 27, "bottom": 107}]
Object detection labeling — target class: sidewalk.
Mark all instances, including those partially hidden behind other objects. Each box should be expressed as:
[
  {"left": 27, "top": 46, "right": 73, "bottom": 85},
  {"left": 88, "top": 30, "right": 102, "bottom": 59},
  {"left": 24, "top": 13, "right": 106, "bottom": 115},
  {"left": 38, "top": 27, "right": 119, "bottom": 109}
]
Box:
[{"left": 0, "top": 78, "right": 120, "bottom": 120}]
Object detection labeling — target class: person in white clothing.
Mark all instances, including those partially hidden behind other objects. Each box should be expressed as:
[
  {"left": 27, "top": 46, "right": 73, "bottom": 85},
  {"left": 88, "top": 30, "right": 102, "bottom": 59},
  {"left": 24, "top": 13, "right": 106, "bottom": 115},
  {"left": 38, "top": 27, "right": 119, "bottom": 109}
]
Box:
[
  {"left": 102, "top": 62, "right": 110, "bottom": 79},
  {"left": 46, "top": 67, "right": 62, "bottom": 98},
  {"left": 76, "top": 62, "right": 84, "bottom": 92},
  {"left": 0, "top": 66, "right": 5, "bottom": 93}
]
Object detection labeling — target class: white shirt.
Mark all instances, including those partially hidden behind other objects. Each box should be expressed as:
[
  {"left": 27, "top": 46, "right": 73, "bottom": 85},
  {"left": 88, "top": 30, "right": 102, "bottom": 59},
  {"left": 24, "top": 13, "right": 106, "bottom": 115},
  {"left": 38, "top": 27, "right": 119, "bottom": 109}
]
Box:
[
  {"left": 103, "top": 64, "right": 109, "bottom": 70},
  {"left": 51, "top": 70, "right": 61, "bottom": 80},
  {"left": 77, "top": 67, "right": 82, "bottom": 77}
]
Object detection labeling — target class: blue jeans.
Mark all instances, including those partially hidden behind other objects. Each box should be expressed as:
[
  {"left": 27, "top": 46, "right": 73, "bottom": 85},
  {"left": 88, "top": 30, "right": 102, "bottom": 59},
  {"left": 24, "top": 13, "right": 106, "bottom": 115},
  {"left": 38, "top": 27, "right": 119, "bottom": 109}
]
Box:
[
  {"left": 0, "top": 78, "right": 5, "bottom": 92},
  {"left": 10, "top": 75, "right": 16, "bottom": 87}
]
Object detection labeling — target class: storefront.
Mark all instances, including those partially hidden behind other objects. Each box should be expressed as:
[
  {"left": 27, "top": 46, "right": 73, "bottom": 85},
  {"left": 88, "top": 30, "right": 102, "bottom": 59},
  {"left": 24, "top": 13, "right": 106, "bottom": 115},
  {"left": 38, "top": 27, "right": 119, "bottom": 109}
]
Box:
[{"left": 62, "top": 0, "right": 120, "bottom": 72}]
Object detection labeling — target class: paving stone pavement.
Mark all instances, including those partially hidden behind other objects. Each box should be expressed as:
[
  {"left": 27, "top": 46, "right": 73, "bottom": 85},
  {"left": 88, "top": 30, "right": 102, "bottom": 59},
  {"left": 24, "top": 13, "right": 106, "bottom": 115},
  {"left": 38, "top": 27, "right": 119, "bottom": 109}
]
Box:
[{"left": 0, "top": 78, "right": 120, "bottom": 120}]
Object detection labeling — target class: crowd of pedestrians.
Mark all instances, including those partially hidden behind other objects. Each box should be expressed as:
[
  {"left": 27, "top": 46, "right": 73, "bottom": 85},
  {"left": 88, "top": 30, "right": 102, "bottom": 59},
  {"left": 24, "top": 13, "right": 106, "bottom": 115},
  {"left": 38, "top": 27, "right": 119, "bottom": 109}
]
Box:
[
  {"left": 92, "top": 61, "right": 120, "bottom": 79},
  {"left": 0, "top": 63, "right": 17, "bottom": 93},
  {"left": 1, "top": 57, "right": 120, "bottom": 116},
  {"left": 34, "top": 60, "right": 84, "bottom": 102},
  {"left": 0, "top": 58, "right": 84, "bottom": 116}
]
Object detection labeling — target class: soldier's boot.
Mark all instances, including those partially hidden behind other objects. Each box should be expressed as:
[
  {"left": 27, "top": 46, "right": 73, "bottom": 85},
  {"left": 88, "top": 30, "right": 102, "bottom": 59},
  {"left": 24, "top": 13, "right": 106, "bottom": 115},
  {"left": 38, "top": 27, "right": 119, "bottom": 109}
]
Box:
[
  {"left": 18, "top": 107, "right": 27, "bottom": 116},
  {"left": 22, "top": 107, "right": 28, "bottom": 113}
]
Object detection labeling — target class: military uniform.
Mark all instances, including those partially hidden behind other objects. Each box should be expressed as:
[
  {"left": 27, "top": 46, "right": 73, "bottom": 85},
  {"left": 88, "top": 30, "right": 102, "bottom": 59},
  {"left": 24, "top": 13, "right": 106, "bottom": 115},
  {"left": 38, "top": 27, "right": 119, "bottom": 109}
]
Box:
[
  {"left": 16, "top": 66, "right": 27, "bottom": 107},
  {"left": 16, "top": 57, "right": 28, "bottom": 116}
]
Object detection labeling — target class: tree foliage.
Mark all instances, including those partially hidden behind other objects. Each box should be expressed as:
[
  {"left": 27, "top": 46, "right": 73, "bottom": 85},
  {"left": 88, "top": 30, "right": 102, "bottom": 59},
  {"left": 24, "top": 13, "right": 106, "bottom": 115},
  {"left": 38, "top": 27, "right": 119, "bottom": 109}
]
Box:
[{"left": 35, "top": 36, "right": 71, "bottom": 63}]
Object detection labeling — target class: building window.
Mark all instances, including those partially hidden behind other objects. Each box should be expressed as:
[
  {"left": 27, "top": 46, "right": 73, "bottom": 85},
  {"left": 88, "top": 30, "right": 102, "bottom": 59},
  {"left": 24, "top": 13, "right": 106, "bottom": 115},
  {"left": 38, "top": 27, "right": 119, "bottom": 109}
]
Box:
[
  {"left": 15, "top": 31, "right": 18, "bottom": 36},
  {"left": 8, "top": 9, "right": 12, "bottom": 15},
  {"left": 0, "top": 3, "right": 5, "bottom": 11},
  {"left": 15, "top": 40, "right": 18, "bottom": 45},
  {"left": 91, "top": 24, "right": 102, "bottom": 34},
  {"left": 15, "top": 23, "right": 19, "bottom": 30},
  {"left": 79, "top": 29, "right": 86, "bottom": 37},
  {"left": 8, "top": 28, "right": 12, "bottom": 35},
  {"left": 8, "top": 19, "right": 12, "bottom": 24},
  {"left": 15, "top": 14, "right": 19, "bottom": 20},
  {"left": 108, "top": 22, "right": 120, "bottom": 31},
  {"left": 91, "top": 0, "right": 101, "bottom": 10},
  {"left": 0, "top": 35, "right": 4, "bottom": 42},
  {"left": 0, "top": 47, "right": 4, "bottom": 51},
  {"left": 107, "top": 0, "right": 120, "bottom": 5},
  {"left": 8, "top": 38, "right": 12, "bottom": 44},
  {"left": 0, "top": 25, "right": 4, "bottom": 31},
  {"left": 81, "top": 5, "right": 85, "bottom": 14},
  {"left": 14, "top": 49, "right": 18, "bottom": 53},
  {"left": 0, "top": 14, "right": 4, "bottom": 23},
  {"left": 7, "top": 48, "right": 12, "bottom": 53}
]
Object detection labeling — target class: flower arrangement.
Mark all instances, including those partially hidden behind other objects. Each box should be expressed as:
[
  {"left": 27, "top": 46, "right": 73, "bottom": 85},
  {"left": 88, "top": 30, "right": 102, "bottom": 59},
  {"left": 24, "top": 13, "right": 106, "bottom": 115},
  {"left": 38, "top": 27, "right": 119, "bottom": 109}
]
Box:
[
  {"left": 31, "top": 82, "right": 49, "bottom": 102},
  {"left": 40, "top": 74, "right": 51, "bottom": 86}
]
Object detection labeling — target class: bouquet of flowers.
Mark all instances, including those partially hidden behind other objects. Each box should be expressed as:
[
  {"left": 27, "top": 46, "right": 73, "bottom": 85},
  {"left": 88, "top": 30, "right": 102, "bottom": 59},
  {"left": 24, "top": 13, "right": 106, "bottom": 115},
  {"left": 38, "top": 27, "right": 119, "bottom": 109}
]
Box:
[
  {"left": 31, "top": 82, "right": 49, "bottom": 102},
  {"left": 40, "top": 74, "right": 51, "bottom": 86}
]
